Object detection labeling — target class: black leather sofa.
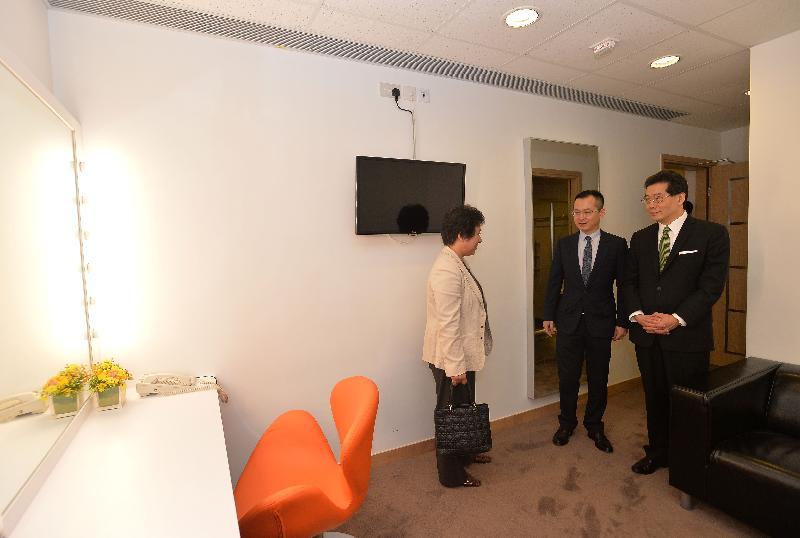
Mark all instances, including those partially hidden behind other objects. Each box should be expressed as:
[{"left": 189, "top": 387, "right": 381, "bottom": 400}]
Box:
[{"left": 669, "top": 356, "right": 800, "bottom": 537}]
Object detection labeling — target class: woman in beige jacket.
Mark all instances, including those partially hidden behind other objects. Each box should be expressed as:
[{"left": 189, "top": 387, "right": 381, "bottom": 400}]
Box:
[{"left": 422, "top": 205, "right": 493, "bottom": 487}]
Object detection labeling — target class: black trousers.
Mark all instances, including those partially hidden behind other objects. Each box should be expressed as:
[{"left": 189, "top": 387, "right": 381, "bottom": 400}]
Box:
[
  {"left": 429, "top": 364, "right": 476, "bottom": 487},
  {"left": 635, "top": 341, "right": 709, "bottom": 464},
  {"left": 556, "top": 316, "right": 612, "bottom": 435}
]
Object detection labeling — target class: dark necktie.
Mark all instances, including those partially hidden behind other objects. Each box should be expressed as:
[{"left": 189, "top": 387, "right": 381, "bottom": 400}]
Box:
[
  {"left": 659, "top": 226, "right": 671, "bottom": 272},
  {"left": 581, "top": 236, "right": 592, "bottom": 285}
]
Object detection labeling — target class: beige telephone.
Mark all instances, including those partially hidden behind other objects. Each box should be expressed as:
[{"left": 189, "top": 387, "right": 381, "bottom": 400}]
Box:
[
  {"left": 0, "top": 391, "right": 47, "bottom": 423},
  {"left": 135, "top": 374, "right": 228, "bottom": 402}
]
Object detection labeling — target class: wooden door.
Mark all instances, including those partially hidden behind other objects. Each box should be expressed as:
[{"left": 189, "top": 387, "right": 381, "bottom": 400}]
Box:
[
  {"left": 531, "top": 169, "right": 581, "bottom": 397},
  {"left": 531, "top": 171, "right": 580, "bottom": 321},
  {"left": 708, "top": 162, "right": 749, "bottom": 366}
]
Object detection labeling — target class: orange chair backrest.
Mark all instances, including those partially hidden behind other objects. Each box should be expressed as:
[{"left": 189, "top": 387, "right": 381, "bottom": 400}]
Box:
[
  {"left": 235, "top": 376, "right": 379, "bottom": 538},
  {"left": 331, "top": 376, "right": 379, "bottom": 508}
]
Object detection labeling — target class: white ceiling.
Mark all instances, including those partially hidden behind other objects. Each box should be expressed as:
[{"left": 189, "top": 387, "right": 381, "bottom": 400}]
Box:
[{"left": 137, "top": 0, "right": 800, "bottom": 130}]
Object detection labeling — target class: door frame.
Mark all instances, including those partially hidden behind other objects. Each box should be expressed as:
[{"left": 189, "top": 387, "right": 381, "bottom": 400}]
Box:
[{"left": 661, "top": 154, "right": 711, "bottom": 219}]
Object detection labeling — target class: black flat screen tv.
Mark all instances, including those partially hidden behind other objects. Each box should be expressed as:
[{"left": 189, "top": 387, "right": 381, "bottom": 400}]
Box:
[{"left": 355, "top": 156, "right": 466, "bottom": 235}]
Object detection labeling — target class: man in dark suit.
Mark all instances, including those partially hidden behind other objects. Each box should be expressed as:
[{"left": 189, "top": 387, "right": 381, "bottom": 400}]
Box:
[
  {"left": 543, "top": 190, "right": 628, "bottom": 453},
  {"left": 623, "top": 170, "right": 730, "bottom": 475}
]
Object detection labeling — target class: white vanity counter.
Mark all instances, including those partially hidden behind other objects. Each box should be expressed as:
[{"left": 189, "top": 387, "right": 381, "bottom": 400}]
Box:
[{"left": 10, "top": 389, "right": 239, "bottom": 537}]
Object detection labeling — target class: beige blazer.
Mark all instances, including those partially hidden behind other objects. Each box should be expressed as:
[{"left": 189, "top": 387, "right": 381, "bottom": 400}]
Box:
[{"left": 422, "top": 246, "right": 493, "bottom": 377}]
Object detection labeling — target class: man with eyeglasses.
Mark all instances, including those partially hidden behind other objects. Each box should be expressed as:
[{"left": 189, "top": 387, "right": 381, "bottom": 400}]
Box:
[
  {"left": 623, "top": 170, "right": 730, "bottom": 475},
  {"left": 543, "top": 190, "right": 628, "bottom": 454}
]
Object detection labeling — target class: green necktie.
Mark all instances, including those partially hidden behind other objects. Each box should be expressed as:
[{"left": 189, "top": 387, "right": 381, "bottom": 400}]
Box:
[{"left": 659, "top": 226, "right": 671, "bottom": 271}]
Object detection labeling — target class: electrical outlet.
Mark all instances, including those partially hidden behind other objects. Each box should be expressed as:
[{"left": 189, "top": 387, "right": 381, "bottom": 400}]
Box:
[
  {"left": 420, "top": 88, "right": 430, "bottom": 103},
  {"left": 402, "top": 85, "right": 416, "bottom": 102},
  {"left": 380, "top": 82, "right": 401, "bottom": 98}
]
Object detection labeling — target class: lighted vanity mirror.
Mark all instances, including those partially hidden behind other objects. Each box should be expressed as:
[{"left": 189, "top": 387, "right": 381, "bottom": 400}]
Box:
[
  {"left": 0, "top": 57, "right": 92, "bottom": 531},
  {"left": 525, "top": 139, "right": 599, "bottom": 399}
]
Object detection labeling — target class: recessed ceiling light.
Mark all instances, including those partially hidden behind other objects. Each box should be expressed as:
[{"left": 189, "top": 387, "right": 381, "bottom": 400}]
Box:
[
  {"left": 650, "top": 55, "right": 680, "bottom": 69},
  {"left": 505, "top": 7, "right": 539, "bottom": 28},
  {"left": 745, "top": 89, "right": 751, "bottom": 96}
]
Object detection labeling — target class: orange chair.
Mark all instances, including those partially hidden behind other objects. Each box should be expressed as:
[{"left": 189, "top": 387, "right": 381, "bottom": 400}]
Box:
[{"left": 234, "top": 376, "right": 379, "bottom": 538}]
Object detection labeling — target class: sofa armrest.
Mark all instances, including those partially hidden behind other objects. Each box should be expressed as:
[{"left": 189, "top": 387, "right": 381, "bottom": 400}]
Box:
[{"left": 669, "top": 357, "right": 780, "bottom": 497}]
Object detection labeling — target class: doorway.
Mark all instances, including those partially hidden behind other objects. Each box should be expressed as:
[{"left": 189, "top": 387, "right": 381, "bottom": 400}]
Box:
[
  {"left": 532, "top": 168, "right": 582, "bottom": 397},
  {"left": 662, "top": 155, "right": 749, "bottom": 366}
]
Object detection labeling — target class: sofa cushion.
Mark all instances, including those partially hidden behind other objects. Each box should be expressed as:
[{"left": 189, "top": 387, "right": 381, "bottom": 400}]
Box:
[
  {"left": 707, "top": 430, "right": 800, "bottom": 537},
  {"left": 767, "top": 364, "right": 800, "bottom": 438},
  {"left": 712, "top": 430, "right": 800, "bottom": 478}
]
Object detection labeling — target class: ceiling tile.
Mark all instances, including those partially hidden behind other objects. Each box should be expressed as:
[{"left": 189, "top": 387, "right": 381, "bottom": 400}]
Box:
[
  {"left": 594, "top": 30, "right": 743, "bottom": 85},
  {"left": 696, "top": 82, "right": 751, "bottom": 108},
  {"left": 624, "top": 0, "right": 753, "bottom": 26},
  {"left": 650, "top": 50, "right": 749, "bottom": 96},
  {"left": 309, "top": 6, "right": 433, "bottom": 51},
  {"left": 143, "top": 0, "right": 321, "bottom": 31},
  {"left": 322, "top": 0, "right": 468, "bottom": 32},
  {"left": 565, "top": 73, "right": 639, "bottom": 96},
  {"left": 115, "top": 0, "right": 782, "bottom": 131},
  {"left": 436, "top": 0, "right": 614, "bottom": 54},
  {"left": 700, "top": 0, "right": 800, "bottom": 47},
  {"left": 622, "top": 86, "right": 721, "bottom": 114},
  {"left": 527, "top": 2, "right": 685, "bottom": 71},
  {"left": 671, "top": 104, "right": 749, "bottom": 131},
  {"left": 414, "top": 34, "right": 517, "bottom": 69},
  {"left": 502, "top": 55, "right": 587, "bottom": 84}
]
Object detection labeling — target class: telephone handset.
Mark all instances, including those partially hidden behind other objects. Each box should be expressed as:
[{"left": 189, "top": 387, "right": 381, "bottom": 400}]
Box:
[
  {"left": 0, "top": 391, "right": 47, "bottom": 423},
  {"left": 136, "top": 374, "right": 229, "bottom": 403}
]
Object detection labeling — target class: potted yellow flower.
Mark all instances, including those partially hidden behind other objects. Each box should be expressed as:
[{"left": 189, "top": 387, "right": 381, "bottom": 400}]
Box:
[
  {"left": 41, "top": 363, "right": 89, "bottom": 418},
  {"left": 89, "top": 359, "right": 133, "bottom": 411}
]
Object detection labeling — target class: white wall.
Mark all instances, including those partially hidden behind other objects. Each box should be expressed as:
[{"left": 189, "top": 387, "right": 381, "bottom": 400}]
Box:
[
  {"left": 748, "top": 29, "right": 800, "bottom": 364},
  {"left": 47, "top": 10, "right": 721, "bottom": 482},
  {"left": 721, "top": 126, "right": 749, "bottom": 163},
  {"left": 0, "top": 0, "right": 52, "bottom": 89}
]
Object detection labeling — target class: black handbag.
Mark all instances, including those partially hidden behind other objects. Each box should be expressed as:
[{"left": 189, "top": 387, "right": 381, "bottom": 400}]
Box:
[{"left": 434, "top": 382, "right": 492, "bottom": 456}]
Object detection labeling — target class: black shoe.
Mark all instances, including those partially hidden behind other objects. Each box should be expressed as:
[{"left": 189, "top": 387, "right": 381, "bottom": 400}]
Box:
[
  {"left": 588, "top": 431, "right": 614, "bottom": 453},
  {"left": 631, "top": 455, "right": 666, "bottom": 475},
  {"left": 462, "top": 472, "right": 481, "bottom": 487},
  {"left": 552, "top": 427, "right": 574, "bottom": 446}
]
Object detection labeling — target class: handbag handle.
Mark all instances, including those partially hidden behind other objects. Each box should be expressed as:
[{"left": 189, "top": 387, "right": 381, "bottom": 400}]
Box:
[{"left": 446, "top": 378, "right": 476, "bottom": 409}]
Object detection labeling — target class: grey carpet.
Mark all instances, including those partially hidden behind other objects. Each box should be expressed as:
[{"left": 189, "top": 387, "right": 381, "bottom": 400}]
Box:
[{"left": 337, "top": 385, "right": 762, "bottom": 537}]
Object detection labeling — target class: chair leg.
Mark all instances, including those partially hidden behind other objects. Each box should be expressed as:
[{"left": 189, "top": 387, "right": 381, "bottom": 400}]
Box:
[{"left": 679, "top": 492, "right": 696, "bottom": 510}]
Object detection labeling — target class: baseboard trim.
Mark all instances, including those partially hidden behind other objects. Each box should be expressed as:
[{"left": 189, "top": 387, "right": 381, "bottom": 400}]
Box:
[{"left": 371, "top": 376, "right": 641, "bottom": 467}]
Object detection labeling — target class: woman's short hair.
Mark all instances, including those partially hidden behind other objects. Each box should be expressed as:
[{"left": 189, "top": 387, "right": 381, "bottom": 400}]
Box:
[{"left": 440, "top": 205, "right": 485, "bottom": 246}]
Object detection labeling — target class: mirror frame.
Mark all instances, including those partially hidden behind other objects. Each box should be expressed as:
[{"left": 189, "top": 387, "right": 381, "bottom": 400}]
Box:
[
  {"left": 524, "top": 138, "right": 601, "bottom": 401},
  {"left": 0, "top": 46, "right": 94, "bottom": 536}
]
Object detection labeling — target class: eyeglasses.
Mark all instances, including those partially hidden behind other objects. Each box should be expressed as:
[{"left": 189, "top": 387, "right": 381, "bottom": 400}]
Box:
[
  {"left": 571, "top": 209, "right": 599, "bottom": 217},
  {"left": 641, "top": 193, "right": 672, "bottom": 205}
]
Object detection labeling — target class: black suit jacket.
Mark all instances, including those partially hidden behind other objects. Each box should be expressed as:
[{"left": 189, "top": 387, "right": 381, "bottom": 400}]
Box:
[
  {"left": 543, "top": 231, "right": 628, "bottom": 338},
  {"left": 622, "top": 216, "right": 730, "bottom": 352}
]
